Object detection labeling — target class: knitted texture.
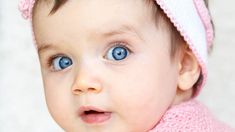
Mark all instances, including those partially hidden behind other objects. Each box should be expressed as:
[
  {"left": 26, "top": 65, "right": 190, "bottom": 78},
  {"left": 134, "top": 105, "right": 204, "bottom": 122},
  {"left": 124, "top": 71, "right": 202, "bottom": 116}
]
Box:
[
  {"left": 154, "top": 0, "right": 213, "bottom": 97},
  {"left": 149, "top": 100, "right": 235, "bottom": 132}
]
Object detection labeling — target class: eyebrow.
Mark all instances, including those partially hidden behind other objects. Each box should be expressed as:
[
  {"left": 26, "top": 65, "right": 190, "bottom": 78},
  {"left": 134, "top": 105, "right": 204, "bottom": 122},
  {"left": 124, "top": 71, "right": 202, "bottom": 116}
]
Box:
[
  {"left": 37, "top": 43, "right": 58, "bottom": 54},
  {"left": 37, "top": 24, "right": 143, "bottom": 54},
  {"left": 101, "top": 24, "right": 143, "bottom": 40}
]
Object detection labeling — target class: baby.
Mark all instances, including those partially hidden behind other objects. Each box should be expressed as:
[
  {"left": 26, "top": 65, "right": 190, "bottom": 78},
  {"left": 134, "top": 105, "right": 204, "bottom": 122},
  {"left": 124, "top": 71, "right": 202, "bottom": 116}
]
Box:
[{"left": 19, "top": 0, "right": 234, "bottom": 131}]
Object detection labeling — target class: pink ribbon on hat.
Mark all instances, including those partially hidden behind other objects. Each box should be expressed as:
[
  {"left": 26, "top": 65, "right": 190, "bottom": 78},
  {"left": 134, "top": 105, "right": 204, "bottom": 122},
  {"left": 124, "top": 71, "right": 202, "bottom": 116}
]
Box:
[{"left": 18, "top": 0, "right": 35, "bottom": 19}]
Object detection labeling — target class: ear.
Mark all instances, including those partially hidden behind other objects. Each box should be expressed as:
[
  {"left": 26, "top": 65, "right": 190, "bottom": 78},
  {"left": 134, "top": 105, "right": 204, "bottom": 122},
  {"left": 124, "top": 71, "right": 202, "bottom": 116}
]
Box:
[{"left": 177, "top": 46, "right": 201, "bottom": 91}]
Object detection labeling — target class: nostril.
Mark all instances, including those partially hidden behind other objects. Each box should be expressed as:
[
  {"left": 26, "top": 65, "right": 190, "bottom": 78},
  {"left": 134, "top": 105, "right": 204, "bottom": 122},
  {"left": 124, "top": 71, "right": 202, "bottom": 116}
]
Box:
[
  {"left": 88, "top": 87, "right": 96, "bottom": 91},
  {"left": 72, "top": 88, "right": 97, "bottom": 94},
  {"left": 73, "top": 89, "right": 82, "bottom": 93},
  {"left": 72, "top": 85, "right": 102, "bottom": 94}
]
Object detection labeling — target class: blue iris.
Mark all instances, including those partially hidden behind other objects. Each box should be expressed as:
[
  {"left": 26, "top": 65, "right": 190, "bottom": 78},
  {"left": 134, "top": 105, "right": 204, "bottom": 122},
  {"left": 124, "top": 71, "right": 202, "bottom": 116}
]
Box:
[
  {"left": 107, "top": 46, "right": 129, "bottom": 61},
  {"left": 52, "top": 56, "right": 73, "bottom": 71}
]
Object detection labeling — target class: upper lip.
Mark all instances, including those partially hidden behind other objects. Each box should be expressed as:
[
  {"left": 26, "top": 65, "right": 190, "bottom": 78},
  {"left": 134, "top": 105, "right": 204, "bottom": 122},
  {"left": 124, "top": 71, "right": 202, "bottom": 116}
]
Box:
[{"left": 78, "top": 106, "right": 110, "bottom": 116}]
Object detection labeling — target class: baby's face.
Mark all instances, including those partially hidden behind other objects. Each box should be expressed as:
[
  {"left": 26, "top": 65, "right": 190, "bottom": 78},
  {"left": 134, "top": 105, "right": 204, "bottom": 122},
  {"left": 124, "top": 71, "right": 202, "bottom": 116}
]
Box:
[{"left": 33, "top": 0, "right": 179, "bottom": 131}]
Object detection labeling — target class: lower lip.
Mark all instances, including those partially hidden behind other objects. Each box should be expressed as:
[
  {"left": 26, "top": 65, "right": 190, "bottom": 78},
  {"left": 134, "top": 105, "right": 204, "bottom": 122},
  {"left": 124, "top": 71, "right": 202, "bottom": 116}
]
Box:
[{"left": 80, "top": 112, "right": 112, "bottom": 124}]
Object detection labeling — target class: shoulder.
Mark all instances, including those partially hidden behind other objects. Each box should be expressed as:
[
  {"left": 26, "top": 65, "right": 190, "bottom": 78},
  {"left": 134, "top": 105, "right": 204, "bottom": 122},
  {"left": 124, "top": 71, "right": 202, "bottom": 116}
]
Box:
[{"left": 149, "top": 99, "right": 235, "bottom": 132}]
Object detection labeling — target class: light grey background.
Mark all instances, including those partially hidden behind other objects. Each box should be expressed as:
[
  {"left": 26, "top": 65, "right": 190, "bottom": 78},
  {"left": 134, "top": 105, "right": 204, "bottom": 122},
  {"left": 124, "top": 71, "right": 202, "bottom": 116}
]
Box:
[{"left": 0, "top": 0, "right": 234, "bottom": 131}]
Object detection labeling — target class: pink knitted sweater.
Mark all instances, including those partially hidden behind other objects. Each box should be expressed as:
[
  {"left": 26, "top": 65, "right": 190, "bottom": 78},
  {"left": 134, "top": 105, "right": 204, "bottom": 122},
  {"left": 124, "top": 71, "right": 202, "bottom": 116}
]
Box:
[{"left": 149, "top": 99, "right": 234, "bottom": 132}]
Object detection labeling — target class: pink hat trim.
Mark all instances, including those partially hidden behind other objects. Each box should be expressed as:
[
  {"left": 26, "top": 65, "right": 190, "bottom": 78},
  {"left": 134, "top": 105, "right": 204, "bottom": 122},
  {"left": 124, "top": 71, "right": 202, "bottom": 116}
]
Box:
[{"left": 155, "top": 0, "right": 214, "bottom": 97}]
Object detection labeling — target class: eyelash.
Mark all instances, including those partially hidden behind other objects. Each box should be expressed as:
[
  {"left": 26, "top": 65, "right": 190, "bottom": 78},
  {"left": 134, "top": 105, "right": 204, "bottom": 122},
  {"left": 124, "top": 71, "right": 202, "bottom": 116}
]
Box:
[
  {"left": 105, "top": 41, "right": 132, "bottom": 56},
  {"left": 45, "top": 41, "right": 132, "bottom": 71},
  {"left": 46, "top": 54, "right": 66, "bottom": 71}
]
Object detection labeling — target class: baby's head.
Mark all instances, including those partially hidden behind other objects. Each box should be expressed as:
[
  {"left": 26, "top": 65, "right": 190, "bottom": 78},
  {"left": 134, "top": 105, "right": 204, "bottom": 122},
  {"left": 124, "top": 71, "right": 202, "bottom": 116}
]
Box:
[{"left": 19, "top": 0, "right": 213, "bottom": 131}]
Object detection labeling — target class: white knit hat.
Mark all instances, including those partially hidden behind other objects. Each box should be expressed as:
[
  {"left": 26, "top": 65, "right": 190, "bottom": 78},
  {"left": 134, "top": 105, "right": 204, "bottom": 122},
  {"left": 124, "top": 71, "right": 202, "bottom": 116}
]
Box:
[{"left": 18, "top": 0, "right": 214, "bottom": 97}]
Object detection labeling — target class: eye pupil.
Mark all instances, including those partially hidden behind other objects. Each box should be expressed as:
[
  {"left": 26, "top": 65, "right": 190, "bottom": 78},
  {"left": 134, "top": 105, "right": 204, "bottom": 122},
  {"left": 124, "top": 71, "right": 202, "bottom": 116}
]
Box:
[
  {"left": 59, "top": 57, "right": 72, "bottom": 69},
  {"left": 112, "top": 47, "right": 128, "bottom": 60}
]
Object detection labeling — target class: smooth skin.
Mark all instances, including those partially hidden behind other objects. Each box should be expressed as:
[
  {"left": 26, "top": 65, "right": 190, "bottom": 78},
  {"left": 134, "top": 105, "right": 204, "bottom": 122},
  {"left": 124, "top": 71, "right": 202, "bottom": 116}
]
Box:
[{"left": 33, "top": 0, "right": 200, "bottom": 131}]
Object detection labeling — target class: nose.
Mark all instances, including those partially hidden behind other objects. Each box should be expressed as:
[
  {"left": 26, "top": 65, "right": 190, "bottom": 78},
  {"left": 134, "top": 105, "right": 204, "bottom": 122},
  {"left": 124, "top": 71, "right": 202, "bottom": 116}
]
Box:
[{"left": 71, "top": 70, "right": 103, "bottom": 95}]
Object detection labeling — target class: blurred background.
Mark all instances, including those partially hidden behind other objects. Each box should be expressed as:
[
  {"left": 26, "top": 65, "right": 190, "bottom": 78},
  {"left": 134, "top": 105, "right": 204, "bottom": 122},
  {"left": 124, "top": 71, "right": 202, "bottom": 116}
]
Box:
[{"left": 0, "top": 0, "right": 234, "bottom": 131}]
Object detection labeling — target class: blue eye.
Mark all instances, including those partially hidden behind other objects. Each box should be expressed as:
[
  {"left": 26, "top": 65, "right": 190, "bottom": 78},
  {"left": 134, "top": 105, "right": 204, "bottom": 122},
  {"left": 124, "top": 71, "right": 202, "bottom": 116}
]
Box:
[
  {"left": 52, "top": 56, "right": 73, "bottom": 71},
  {"left": 106, "top": 45, "right": 129, "bottom": 61}
]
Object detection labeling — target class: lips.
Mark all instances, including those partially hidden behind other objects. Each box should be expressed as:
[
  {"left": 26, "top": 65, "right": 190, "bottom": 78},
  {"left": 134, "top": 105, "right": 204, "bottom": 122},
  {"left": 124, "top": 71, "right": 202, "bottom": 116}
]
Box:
[{"left": 79, "top": 106, "right": 112, "bottom": 124}]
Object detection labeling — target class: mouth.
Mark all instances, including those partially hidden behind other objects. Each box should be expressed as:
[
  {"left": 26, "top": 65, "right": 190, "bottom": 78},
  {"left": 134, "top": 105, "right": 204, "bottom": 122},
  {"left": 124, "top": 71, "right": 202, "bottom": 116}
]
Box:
[{"left": 79, "top": 106, "right": 112, "bottom": 124}]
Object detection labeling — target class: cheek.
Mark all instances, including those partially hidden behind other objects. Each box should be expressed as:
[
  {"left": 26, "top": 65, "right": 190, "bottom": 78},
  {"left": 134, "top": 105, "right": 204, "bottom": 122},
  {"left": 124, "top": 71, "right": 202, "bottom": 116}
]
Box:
[
  {"left": 107, "top": 57, "right": 178, "bottom": 129},
  {"left": 42, "top": 72, "right": 78, "bottom": 128}
]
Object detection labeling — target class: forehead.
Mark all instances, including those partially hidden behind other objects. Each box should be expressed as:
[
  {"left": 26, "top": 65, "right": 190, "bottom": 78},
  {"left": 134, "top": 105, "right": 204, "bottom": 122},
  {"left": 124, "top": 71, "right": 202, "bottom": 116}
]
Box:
[
  {"left": 33, "top": 0, "right": 152, "bottom": 18},
  {"left": 33, "top": 0, "right": 157, "bottom": 42}
]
